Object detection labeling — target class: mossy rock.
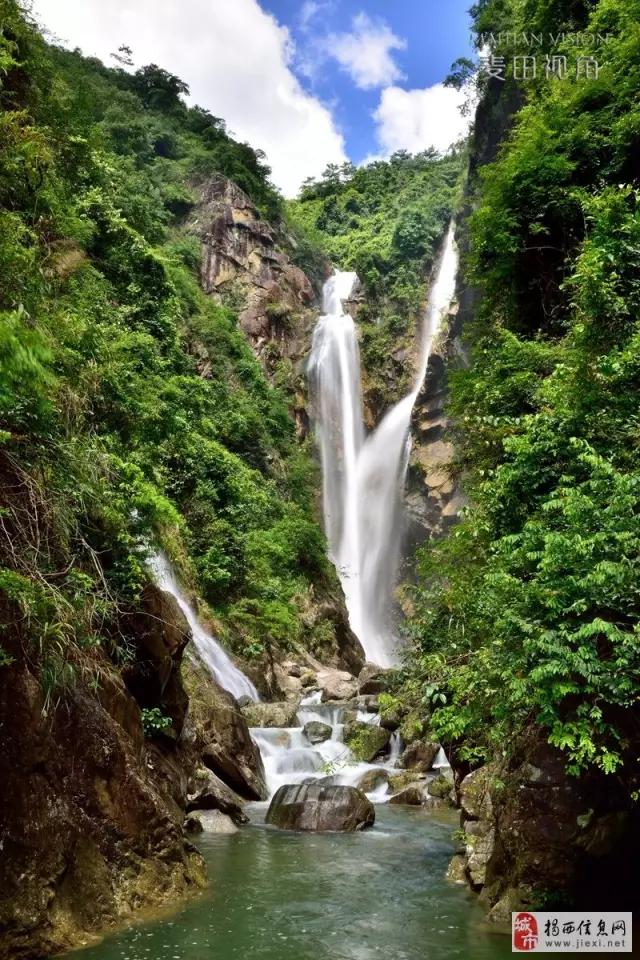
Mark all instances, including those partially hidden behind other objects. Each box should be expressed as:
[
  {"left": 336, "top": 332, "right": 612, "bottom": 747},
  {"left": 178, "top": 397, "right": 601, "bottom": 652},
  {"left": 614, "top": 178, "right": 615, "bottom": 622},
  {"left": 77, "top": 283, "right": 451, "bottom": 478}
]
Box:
[
  {"left": 388, "top": 770, "right": 426, "bottom": 791},
  {"left": 427, "top": 774, "right": 453, "bottom": 800},
  {"left": 343, "top": 721, "right": 390, "bottom": 762}
]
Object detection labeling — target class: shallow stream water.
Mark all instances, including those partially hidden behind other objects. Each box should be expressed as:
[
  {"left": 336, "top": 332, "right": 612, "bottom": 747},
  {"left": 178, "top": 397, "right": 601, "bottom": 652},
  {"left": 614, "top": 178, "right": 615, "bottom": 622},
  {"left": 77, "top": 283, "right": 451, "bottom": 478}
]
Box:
[{"left": 70, "top": 804, "right": 512, "bottom": 960}]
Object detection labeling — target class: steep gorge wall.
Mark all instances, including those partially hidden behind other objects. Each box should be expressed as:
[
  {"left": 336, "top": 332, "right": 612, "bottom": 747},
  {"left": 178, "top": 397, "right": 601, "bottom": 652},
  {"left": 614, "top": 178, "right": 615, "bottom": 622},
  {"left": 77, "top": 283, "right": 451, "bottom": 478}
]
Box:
[
  {"left": 185, "top": 176, "right": 327, "bottom": 436},
  {"left": 428, "top": 78, "right": 640, "bottom": 919}
]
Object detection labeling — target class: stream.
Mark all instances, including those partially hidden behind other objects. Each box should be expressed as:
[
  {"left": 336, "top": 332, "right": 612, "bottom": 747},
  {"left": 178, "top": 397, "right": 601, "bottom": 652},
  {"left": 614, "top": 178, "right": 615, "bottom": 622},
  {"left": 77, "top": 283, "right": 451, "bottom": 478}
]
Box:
[{"left": 66, "top": 805, "right": 511, "bottom": 960}]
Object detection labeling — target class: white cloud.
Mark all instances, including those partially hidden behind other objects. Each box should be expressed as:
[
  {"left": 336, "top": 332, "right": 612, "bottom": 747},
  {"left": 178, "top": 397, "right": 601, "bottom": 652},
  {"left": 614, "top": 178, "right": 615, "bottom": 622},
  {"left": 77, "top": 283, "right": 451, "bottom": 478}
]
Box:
[
  {"left": 328, "top": 13, "right": 406, "bottom": 90},
  {"left": 373, "top": 83, "right": 472, "bottom": 156},
  {"left": 31, "top": 0, "right": 346, "bottom": 196}
]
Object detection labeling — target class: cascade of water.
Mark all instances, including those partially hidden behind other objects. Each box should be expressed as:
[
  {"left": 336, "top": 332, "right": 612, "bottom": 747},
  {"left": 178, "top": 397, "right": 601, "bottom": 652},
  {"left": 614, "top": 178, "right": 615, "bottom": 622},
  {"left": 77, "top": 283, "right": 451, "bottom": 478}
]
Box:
[
  {"left": 250, "top": 693, "right": 401, "bottom": 800},
  {"left": 148, "top": 551, "right": 259, "bottom": 702},
  {"left": 309, "top": 224, "right": 458, "bottom": 666}
]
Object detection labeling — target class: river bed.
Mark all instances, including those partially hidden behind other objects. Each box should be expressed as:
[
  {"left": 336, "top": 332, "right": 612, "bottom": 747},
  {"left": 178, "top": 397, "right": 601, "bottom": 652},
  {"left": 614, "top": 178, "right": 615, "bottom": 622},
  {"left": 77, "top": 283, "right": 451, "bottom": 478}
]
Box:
[{"left": 69, "top": 804, "right": 512, "bottom": 960}]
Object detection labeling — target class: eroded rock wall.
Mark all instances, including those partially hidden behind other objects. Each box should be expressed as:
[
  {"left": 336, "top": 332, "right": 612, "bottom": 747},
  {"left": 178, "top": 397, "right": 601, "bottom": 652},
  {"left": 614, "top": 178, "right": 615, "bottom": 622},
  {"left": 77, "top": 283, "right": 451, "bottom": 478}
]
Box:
[
  {"left": 186, "top": 176, "right": 325, "bottom": 431},
  {"left": 0, "top": 601, "right": 205, "bottom": 959},
  {"left": 450, "top": 739, "right": 640, "bottom": 921}
]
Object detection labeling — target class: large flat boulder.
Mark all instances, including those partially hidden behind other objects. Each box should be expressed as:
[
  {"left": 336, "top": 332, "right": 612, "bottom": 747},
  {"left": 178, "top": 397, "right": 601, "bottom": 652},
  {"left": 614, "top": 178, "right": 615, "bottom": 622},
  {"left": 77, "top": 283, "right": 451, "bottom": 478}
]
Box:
[
  {"left": 266, "top": 783, "right": 375, "bottom": 832},
  {"left": 317, "top": 668, "right": 358, "bottom": 702},
  {"left": 186, "top": 767, "right": 248, "bottom": 825},
  {"left": 185, "top": 664, "right": 268, "bottom": 801},
  {"left": 241, "top": 700, "right": 299, "bottom": 728}
]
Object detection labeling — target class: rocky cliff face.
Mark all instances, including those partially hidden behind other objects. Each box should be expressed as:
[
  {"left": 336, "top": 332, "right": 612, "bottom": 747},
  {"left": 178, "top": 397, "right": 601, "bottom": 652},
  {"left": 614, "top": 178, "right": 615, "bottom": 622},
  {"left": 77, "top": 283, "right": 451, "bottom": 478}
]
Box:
[
  {"left": 186, "top": 176, "right": 325, "bottom": 432},
  {"left": 0, "top": 578, "right": 272, "bottom": 958},
  {"left": 405, "top": 303, "right": 467, "bottom": 552},
  {"left": 0, "top": 592, "right": 205, "bottom": 959},
  {"left": 449, "top": 738, "right": 639, "bottom": 921}
]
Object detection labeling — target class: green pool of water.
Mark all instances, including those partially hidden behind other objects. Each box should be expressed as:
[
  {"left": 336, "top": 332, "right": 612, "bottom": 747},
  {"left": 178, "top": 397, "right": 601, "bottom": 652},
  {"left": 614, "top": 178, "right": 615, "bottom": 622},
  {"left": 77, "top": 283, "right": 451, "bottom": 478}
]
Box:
[{"left": 71, "top": 804, "right": 512, "bottom": 960}]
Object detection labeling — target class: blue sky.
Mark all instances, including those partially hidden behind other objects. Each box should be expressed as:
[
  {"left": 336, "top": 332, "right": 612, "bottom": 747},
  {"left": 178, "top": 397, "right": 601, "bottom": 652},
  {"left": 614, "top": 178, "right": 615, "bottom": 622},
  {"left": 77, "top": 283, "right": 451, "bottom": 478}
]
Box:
[
  {"left": 32, "top": 0, "right": 475, "bottom": 195},
  {"left": 263, "top": 0, "right": 474, "bottom": 163}
]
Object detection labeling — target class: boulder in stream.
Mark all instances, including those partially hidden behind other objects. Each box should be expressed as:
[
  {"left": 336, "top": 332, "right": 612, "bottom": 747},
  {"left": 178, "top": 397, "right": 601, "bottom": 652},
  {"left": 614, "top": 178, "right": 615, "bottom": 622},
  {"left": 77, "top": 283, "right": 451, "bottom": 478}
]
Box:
[
  {"left": 400, "top": 740, "right": 439, "bottom": 772},
  {"left": 198, "top": 810, "right": 239, "bottom": 834},
  {"left": 187, "top": 767, "right": 249, "bottom": 825},
  {"left": 241, "top": 700, "right": 299, "bottom": 728},
  {"left": 427, "top": 774, "right": 454, "bottom": 801},
  {"left": 266, "top": 783, "right": 375, "bottom": 832},
  {"left": 317, "top": 668, "right": 358, "bottom": 702},
  {"left": 303, "top": 720, "right": 332, "bottom": 744},
  {"left": 357, "top": 769, "right": 390, "bottom": 793},
  {"left": 343, "top": 720, "right": 390, "bottom": 762},
  {"left": 389, "top": 784, "right": 425, "bottom": 806}
]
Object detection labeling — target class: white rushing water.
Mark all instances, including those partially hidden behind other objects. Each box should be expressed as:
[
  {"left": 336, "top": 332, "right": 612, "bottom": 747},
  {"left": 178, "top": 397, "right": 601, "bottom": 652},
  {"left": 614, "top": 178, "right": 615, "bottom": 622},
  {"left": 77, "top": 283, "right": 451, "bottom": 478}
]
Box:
[
  {"left": 148, "top": 551, "right": 259, "bottom": 702},
  {"left": 250, "top": 692, "right": 400, "bottom": 801},
  {"left": 309, "top": 224, "right": 458, "bottom": 666}
]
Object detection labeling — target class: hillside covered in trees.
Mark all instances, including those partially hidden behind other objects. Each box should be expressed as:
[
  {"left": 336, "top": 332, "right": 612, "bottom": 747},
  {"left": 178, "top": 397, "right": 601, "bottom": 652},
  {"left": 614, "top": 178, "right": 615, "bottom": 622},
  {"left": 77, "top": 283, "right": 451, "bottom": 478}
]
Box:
[
  {"left": 0, "top": 0, "right": 335, "bottom": 678},
  {"left": 289, "top": 151, "right": 464, "bottom": 408},
  {"left": 403, "top": 0, "right": 640, "bottom": 781}
]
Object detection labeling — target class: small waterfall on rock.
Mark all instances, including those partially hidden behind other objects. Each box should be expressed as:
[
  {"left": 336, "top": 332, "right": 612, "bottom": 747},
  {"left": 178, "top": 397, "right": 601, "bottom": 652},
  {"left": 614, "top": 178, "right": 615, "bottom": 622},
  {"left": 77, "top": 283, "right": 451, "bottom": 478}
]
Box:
[
  {"left": 148, "top": 551, "right": 259, "bottom": 702},
  {"left": 250, "top": 692, "right": 399, "bottom": 801},
  {"left": 309, "top": 224, "right": 458, "bottom": 666}
]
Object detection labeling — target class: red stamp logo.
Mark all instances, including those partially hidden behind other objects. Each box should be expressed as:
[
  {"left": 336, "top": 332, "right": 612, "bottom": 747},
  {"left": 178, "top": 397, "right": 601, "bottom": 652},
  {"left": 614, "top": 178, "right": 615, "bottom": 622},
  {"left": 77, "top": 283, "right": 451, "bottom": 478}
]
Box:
[{"left": 513, "top": 912, "right": 539, "bottom": 951}]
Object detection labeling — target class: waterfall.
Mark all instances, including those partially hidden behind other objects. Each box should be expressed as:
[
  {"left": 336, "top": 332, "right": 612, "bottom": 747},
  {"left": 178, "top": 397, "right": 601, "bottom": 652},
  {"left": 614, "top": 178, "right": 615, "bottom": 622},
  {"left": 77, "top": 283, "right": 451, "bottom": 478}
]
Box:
[
  {"left": 148, "top": 551, "right": 259, "bottom": 702},
  {"left": 309, "top": 224, "right": 458, "bottom": 667},
  {"left": 250, "top": 693, "right": 400, "bottom": 799}
]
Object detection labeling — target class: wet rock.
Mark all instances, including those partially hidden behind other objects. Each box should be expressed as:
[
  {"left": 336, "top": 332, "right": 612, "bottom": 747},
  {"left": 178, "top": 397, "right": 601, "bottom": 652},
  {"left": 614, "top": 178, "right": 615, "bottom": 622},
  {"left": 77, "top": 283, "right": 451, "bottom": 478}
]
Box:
[
  {"left": 241, "top": 700, "right": 299, "bottom": 729},
  {"left": 389, "top": 770, "right": 427, "bottom": 792},
  {"left": 400, "top": 740, "right": 439, "bottom": 773},
  {"left": 303, "top": 720, "right": 332, "bottom": 744},
  {"left": 122, "top": 583, "right": 191, "bottom": 733},
  {"left": 266, "top": 783, "right": 375, "bottom": 832},
  {"left": 186, "top": 767, "right": 248, "bottom": 825},
  {"left": 0, "top": 636, "right": 206, "bottom": 959},
  {"left": 343, "top": 721, "right": 390, "bottom": 762},
  {"left": 357, "top": 769, "right": 390, "bottom": 793},
  {"left": 427, "top": 774, "right": 454, "bottom": 801},
  {"left": 318, "top": 668, "right": 358, "bottom": 702},
  {"left": 185, "top": 668, "right": 267, "bottom": 801},
  {"left": 446, "top": 855, "right": 468, "bottom": 884},
  {"left": 198, "top": 810, "right": 239, "bottom": 834},
  {"left": 357, "top": 663, "right": 388, "bottom": 695},
  {"left": 459, "top": 765, "right": 493, "bottom": 821},
  {"left": 184, "top": 812, "right": 204, "bottom": 834},
  {"left": 465, "top": 819, "right": 496, "bottom": 888},
  {"left": 380, "top": 708, "right": 401, "bottom": 732},
  {"left": 389, "top": 784, "right": 425, "bottom": 806}
]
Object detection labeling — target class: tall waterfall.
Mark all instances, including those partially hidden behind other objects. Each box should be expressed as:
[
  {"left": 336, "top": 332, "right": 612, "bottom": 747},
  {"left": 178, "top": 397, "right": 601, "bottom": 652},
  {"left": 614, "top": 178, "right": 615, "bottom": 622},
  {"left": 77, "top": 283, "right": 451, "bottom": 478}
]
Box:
[
  {"left": 148, "top": 551, "right": 259, "bottom": 702},
  {"left": 309, "top": 223, "right": 458, "bottom": 667}
]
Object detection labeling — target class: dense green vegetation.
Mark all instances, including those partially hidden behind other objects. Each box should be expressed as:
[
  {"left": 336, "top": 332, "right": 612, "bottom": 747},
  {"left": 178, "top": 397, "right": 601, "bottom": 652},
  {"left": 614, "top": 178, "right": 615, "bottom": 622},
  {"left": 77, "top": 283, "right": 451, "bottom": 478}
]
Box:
[
  {"left": 404, "top": 0, "right": 640, "bottom": 778},
  {"left": 0, "top": 0, "right": 335, "bottom": 689},
  {"left": 289, "top": 152, "right": 463, "bottom": 405}
]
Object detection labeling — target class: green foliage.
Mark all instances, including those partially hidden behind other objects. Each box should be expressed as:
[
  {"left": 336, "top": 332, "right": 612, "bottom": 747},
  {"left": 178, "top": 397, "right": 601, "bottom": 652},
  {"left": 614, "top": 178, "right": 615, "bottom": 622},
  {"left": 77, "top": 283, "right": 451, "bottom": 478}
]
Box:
[
  {"left": 141, "top": 706, "right": 173, "bottom": 737},
  {"left": 404, "top": 0, "right": 640, "bottom": 777},
  {"left": 290, "top": 150, "right": 464, "bottom": 403},
  {"left": 0, "top": 0, "right": 334, "bottom": 692}
]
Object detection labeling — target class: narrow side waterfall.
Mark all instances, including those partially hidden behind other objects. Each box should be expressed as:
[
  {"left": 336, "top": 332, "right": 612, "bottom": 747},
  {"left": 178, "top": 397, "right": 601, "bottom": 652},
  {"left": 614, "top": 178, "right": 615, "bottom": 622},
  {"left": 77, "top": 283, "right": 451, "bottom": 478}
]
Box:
[
  {"left": 309, "top": 224, "right": 458, "bottom": 667},
  {"left": 148, "top": 551, "right": 259, "bottom": 702}
]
